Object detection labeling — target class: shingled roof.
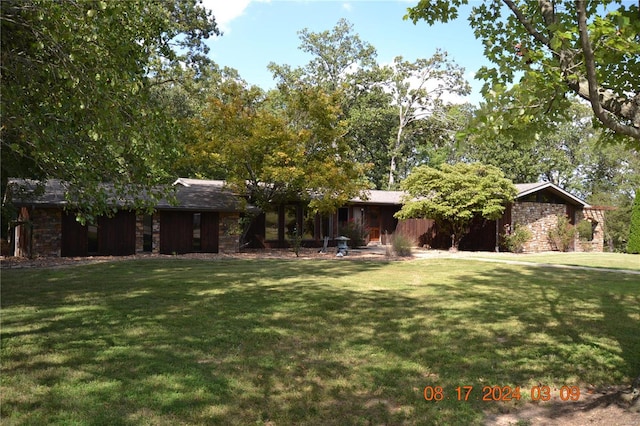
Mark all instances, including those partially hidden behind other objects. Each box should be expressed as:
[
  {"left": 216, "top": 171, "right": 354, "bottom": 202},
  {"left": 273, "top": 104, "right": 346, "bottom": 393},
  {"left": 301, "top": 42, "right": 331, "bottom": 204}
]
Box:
[{"left": 6, "top": 178, "right": 249, "bottom": 213}]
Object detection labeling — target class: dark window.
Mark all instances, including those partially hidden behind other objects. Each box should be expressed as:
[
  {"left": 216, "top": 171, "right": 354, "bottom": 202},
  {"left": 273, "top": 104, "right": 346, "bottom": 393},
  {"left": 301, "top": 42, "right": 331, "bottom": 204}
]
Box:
[
  {"left": 88, "top": 224, "right": 98, "bottom": 254},
  {"left": 193, "top": 213, "right": 201, "bottom": 251},
  {"left": 143, "top": 214, "right": 153, "bottom": 252}
]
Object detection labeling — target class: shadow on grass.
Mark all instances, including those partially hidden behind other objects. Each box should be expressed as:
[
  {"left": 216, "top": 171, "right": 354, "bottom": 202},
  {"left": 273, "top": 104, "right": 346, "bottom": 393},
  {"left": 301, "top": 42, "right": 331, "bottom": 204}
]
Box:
[{"left": 1, "top": 259, "right": 639, "bottom": 425}]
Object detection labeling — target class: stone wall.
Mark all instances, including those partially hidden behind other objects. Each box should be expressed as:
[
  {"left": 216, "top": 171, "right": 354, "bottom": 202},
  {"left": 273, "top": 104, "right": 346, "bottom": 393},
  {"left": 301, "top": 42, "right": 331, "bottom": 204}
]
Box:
[
  {"left": 576, "top": 208, "right": 605, "bottom": 252},
  {"left": 511, "top": 202, "right": 567, "bottom": 252},
  {"left": 135, "top": 214, "right": 144, "bottom": 254},
  {"left": 30, "top": 208, "right": 62, "bottom": 257},
  {"left": 152, "top": 213, "right": 160, "bottom": 254}
]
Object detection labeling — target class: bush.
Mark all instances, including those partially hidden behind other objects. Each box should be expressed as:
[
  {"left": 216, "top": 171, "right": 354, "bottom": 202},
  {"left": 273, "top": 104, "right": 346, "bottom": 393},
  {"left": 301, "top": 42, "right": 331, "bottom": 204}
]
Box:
[
  {"left": 341, "top": 221, "right": 368, "bottom": 248},
  {"left": 287, "top": 227, "right": 303, "bottom": 257},
  {"left": 503, "top": 224, "right": 532, "bottom": 253},
  {"left": 628, "top": 194, "right": 640, "bottom": 254},
  {"left": 548, "top": 215, "right": 577, "bottom": 252},
  {"left": 576, "top": 219, "right": 594, "bottom": 241},
  {"left": 392, "top": 233, "right": 413, "bottom": 257}
]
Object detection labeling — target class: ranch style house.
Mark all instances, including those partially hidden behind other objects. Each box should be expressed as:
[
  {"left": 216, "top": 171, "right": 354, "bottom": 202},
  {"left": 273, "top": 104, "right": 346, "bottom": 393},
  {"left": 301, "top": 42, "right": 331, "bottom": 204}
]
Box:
[{"left": 4, "top": 178, "right": 605, "bottom": 257}]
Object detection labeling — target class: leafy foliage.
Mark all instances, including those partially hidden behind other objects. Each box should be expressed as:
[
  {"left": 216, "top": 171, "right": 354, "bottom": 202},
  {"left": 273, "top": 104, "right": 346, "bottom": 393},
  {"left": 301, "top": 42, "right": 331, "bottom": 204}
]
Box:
[
  {"left": 396, "top": 162, "right": 517, "bottom": 249},
  {"left": 189, "top": 77, "right": 369, "bottom": 215},
  {"left": 503, "top": 224, "right": 532, "bottom": 253},
  {"left": 548, "top": 215, "right": 577, "bottom": 252},
  {"left": 391, "top": 233, "right": 413, "bottom": 257},
  {"left": 406, "top": 0, "right": 640, "bottom": 143},
  {"left": 380, "top": 53, "right": 470, "bottom": 188},
  {"left": 269, "top": 19, "right": 471, "bottom": 190},
  {"left": 1, "top": 0, "right": 219, "bottom": 220},
  {"left": 627, "top": 193, "right": 640, "bottom": 254}
]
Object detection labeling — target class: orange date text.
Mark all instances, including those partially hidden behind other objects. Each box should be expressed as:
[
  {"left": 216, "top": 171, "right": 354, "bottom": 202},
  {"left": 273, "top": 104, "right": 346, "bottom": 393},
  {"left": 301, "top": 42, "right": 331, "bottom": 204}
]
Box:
[{"left": 422, "top": 385, "right": 581, "bottom": 402}]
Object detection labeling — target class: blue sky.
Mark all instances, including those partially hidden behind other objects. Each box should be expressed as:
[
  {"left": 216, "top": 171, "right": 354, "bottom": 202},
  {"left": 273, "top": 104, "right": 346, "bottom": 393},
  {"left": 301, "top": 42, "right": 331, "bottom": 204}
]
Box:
[{"left": 202, "top": 0, "right": 491, "bottom": 104}]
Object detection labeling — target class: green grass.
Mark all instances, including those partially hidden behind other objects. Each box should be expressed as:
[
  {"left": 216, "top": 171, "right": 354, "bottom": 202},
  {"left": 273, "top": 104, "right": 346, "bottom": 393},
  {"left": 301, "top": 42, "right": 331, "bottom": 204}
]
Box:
[
  {"left": 2, "top": 258, "right": 639, "bottom": 425},
  {"left": 464, "top": 251, "right": 640, "bottom": 271}
]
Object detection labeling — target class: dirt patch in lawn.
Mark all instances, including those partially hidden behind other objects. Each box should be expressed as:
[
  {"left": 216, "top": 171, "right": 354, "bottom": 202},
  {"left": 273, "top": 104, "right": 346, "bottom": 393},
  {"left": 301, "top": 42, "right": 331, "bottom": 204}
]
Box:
[
  {"left": 486, "top": 386, "right": 639, "bottom": 425},
  {"left": 0, "top": 246, "right": 396, "bottom": 269}
]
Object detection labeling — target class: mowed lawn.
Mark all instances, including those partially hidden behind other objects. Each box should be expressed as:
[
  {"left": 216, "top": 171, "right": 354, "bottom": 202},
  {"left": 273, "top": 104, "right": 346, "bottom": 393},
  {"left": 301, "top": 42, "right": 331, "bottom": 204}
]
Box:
[{"left": 2, "top": 258, "right": 639, "bottom": 425}]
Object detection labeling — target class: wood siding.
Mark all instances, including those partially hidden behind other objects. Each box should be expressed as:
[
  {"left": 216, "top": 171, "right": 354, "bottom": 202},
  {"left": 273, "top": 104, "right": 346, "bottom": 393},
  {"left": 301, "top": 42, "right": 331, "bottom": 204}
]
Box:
[
  {"left": 159, "top": 211, "right": 219, "bottom": 254},
  {"left": 98, "top": 211, "right": 136, "bottom": 256},
  {"left": 160, "top": 211, "right": 193, "bottom": 254},
  {"left": 200, "top": 212, "right": 219, "bottom": 253}
]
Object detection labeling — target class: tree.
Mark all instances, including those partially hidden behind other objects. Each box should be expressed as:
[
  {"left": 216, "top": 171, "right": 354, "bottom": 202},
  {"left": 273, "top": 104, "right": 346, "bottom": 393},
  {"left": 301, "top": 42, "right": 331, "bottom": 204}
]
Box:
[
  {"left": 189, "top": 78, "right": 369, "bottom": 215},
  {"left": 406, "top": 0, "right": 640, "bottom": 143},
  {"left": 380, "top": 53, "right": 470, "bottom": 188},
  {"left": 1, "top": 0, "right": 219, "bottom": 220},
  {"left": 628, "top": 193, "right": 640, "bottom": 254},
  {"left": 396, "top": 162, "right": 517, "bottom": 249}
]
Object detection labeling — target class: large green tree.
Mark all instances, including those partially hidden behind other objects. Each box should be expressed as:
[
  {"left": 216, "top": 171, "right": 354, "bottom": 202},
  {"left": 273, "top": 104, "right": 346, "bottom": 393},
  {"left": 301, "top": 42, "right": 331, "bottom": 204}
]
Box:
[
  {"left": 1, "top": 0, "right": 219, "bottom": 219},
  {"left": 189, "top": 77, "right": 368, "bottom": 215},
  {"left": 396, "top": 162, "right": 517, "bottom": 249},
  {"left": 406, "top": 0, "right": 640, "bottom": 143},
  {"left": 380, "top": 53, "right": 470, "bottom": 188}
]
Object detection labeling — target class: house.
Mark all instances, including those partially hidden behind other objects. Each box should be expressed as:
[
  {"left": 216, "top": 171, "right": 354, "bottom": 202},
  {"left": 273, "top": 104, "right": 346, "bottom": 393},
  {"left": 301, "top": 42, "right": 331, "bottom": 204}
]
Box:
[
  {"left": 244, "top": 189, "right": 406, "bottom": 248},
  {"left": 421, "top": 181, "right": 605, "bottom": 252},
  {"left": 506, "top": 182, "right": 604, "bottom": 252},
  {"left": 4, "top": 178, "right": 605, "bottom": 257},
  {"left": 5, "top": 178, "right": 249, "bottom": 257}
]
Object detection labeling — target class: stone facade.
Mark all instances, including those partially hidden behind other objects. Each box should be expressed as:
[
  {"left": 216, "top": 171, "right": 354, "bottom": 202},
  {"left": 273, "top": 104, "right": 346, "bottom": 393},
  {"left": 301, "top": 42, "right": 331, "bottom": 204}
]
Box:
[
  {"left": 511, "top": 202, "right": 605, "bottom": 253},
  {"left": 29, "top": 208, "right": 62, "bottom": 257},
  {"left": 511, "top": 202, "right": 567, "bottom": 252},
  {"left": 576, "top": 208, "right": 605, "bottom": 252}
]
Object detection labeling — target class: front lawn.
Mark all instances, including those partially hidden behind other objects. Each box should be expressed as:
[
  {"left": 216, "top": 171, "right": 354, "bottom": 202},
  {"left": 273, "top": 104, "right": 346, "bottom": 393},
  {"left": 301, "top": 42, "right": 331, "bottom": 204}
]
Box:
[
  {"left": 464, "top": 251, "right": 640, "bottom": 271},
  {"left": 2, "top": 258, "right": 639, "bottom": 425}
]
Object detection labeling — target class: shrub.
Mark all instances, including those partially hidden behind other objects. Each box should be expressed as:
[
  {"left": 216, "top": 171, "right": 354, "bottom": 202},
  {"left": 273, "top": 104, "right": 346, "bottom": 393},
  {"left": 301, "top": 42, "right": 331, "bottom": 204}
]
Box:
[
  {"left": 548, "top": 215, "right": 577, "bottom": 252},
  {"left": 628, "top": 193, "right": 640, "bottom": 254},
  {"left": 503, "top": 224, "right": 532, "bottom": 253},
  {"left": 341, "top": 220, "right": 368, "bottom": 247},
  {"left": 287, "top": 227, "right": 303, "bottom": 257},
  {"left": 576, "top": 219, "right": 594, "bottom": 241},
  {"left": 392, "top": 233, "right": 413, "bottom": 257}
]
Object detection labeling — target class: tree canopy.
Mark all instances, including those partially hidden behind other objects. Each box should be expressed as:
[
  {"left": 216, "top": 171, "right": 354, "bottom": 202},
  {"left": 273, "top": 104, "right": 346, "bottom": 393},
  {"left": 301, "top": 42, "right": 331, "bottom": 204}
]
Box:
[
  {"left": 406, "top": 0, "right": 640, "bottom": 143},
  {"left": 187, "top": 77, "right": 369, "bottom": 215},
  {"left": 1, "top": 0, "right": 219, "bottom": 219},
  {"left": 396, "top": 162, "right": 517, "bottom": 249}
]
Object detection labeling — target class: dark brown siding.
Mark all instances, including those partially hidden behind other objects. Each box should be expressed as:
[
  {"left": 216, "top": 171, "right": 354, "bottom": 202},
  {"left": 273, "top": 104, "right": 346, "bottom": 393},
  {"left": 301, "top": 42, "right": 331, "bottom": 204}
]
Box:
[
  {"left": 200, "top": 212, "right": 219, "bottom": 253},
  {"left": 160, "top": 211, "right": 193, "bottom": 254},
  {"left": 459, "top": 217, "right": 496, "bottom": 251},
  {"left": 61, "top": 212, "right": 88, "bottom": 257},
  {"left": 98, "top": 211, "right": 136, "bottom": 255},
  {"left": 396, "top": 218, "right": 438, "bottom": 247}
]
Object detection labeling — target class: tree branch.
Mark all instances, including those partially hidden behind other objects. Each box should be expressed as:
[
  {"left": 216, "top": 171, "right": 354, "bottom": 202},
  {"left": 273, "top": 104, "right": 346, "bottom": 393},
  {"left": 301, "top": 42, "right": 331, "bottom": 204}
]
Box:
[
  {"left": 575, "top": 0, "right": 640, "bottom": 139},
  {"left": 502, "top": 0, "right": 550, "bottom": 46}
]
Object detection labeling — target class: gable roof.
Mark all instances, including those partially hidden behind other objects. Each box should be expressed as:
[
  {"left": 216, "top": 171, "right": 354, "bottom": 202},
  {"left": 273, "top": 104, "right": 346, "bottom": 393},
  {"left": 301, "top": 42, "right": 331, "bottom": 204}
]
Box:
[{"left": 514, "top": 182, "right": 590, "bottom": 208}]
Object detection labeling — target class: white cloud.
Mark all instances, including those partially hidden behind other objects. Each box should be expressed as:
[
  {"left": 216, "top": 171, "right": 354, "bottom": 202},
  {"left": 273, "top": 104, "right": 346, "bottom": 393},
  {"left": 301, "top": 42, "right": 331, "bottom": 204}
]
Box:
[
  {"left": 202, "top": 0, "right": 269, "bottom": 34},
  {"left": 342, "top": 3, "right": 352, "bottom": 12}
]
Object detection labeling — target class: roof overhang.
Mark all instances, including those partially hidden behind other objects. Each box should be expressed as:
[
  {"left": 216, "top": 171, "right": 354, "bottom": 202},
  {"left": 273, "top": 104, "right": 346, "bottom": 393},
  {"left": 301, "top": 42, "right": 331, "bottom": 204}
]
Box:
[{"left": 515, "top": 182, "right": 590, "bottom": 208}]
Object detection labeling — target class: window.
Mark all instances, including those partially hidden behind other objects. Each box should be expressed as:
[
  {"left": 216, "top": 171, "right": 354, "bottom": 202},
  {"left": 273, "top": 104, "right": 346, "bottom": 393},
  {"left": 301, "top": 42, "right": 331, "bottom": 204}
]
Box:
[
  {"left": 88, "top": 224, "right": 98, "bottom": 254},
  {"left": 193, "top": 213, "right": 201, "bottom": 251}
]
